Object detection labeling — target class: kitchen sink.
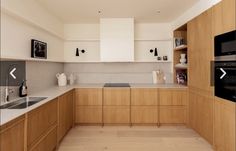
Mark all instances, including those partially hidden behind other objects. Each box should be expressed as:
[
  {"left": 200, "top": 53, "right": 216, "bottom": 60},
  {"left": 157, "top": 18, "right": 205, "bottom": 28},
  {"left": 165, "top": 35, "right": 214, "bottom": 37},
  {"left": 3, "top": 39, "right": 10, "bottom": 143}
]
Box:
[{"left": 0, "top": 97, "right": 47, "bottom": 109}]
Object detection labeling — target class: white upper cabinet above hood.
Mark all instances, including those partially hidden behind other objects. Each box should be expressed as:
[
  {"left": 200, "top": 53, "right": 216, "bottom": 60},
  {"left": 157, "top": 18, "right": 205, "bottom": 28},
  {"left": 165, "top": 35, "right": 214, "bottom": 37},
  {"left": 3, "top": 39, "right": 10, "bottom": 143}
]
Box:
[{"left": 100, "top": 18, "right": 134, "bottom": 62}]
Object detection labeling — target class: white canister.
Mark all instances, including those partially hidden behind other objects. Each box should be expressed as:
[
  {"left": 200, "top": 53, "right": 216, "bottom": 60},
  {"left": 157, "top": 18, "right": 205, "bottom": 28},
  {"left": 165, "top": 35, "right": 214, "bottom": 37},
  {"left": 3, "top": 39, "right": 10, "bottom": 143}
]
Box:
[{"left": 56, "top": 73, "right": 67, "bottom": 86}]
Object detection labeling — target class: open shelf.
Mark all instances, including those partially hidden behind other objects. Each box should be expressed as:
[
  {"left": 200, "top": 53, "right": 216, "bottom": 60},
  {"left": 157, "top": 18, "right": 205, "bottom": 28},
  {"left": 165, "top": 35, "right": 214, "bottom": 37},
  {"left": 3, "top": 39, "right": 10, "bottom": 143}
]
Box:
[{"left": 174, "top": 45, "right": 187, "bottom": 51}]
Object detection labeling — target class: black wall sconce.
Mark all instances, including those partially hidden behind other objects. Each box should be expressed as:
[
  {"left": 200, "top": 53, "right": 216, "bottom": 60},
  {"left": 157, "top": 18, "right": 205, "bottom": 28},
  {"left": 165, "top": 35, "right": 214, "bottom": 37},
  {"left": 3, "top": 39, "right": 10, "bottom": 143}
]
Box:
[
  {"left": 76, "top": 48, "right": 86, "bottom": 56},
  {"left": 150, "top": 48, "right": 158, "bottom": 56}
]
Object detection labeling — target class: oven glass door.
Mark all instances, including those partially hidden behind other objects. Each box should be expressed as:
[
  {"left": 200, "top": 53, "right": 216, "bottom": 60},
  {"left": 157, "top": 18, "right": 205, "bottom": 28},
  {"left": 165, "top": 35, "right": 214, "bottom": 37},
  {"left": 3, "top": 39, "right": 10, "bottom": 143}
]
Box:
[
  {"left": 215, "top": 61, "right": 236, "bottom": 102},
  {"left": 215, "top": 30, "right": 236, "bottom": 56}
]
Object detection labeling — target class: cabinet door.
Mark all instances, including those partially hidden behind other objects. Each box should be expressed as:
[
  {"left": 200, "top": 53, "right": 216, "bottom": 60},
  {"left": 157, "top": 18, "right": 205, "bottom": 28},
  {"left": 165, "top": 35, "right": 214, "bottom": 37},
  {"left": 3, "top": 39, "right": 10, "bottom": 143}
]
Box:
[
  {"left": 58, "top": 91, "right": 74, "bottom": 142},
  {"left": 103, "top": 88, "right": 130, "bottom": 105},
  {"left": 159, "top": 89, "right": 172, "bottom": 105},
  {"left": 76, "top": 106, "right": 102, "bottom": 123},
  {"left": 103, "top": 106, "right": 130, "bottom": 124},
  {"left": 27, "top": 99, "right": 58, "bottom": 150},
  {"left": 76, "top": 88, "right": 103, "bottom": 106},
  {"left": 159, "top": 106, "right": 186, "bottom": 124},
  {"left": 172, "top": 90, "right": 187, "bottom": 105},
  {"left": 214, "top": 97, "right": 235, "bottom": 151},
  {"left": 131, "top": 88, "right": 158, "bottom": 105},
  {"left": 30, "top": 127, "right": 57, "bottom": 151},
  {"left": 188, "top": 9, "right": 213, "bottom": 92},
  {"left": 213, "top": 0, "right": 236, "bottom": 36},
  {"left": 131, "top": 106, "right": 157, "bottom": 124},
  {"left": 0, "top": 116, "right": 25, "bottom": 151}
]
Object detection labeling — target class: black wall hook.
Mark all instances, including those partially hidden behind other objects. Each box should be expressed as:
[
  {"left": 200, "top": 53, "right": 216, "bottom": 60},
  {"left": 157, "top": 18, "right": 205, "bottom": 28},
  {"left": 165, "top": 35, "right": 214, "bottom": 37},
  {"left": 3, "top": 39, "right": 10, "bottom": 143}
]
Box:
[
  {"left": 76, "top": 48, "right": 86, "bottom": 56},
  {"left": 150, "top": 48, "right": 158, "bottom": 56}
]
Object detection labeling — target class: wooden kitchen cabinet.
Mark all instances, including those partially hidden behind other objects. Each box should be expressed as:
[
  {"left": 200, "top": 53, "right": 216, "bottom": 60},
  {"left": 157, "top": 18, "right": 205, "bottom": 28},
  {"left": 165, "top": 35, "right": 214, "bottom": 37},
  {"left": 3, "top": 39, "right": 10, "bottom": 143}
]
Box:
[
  {"left": 214, "top": 97, "right": 235, "bottom": 151},
  {"left": 189, "top": 88, "right": 213, "bottom": 144},
  {"left": 103, "top": 88, "right": 131, "bottom": 124},
  {"left": 159, "top": 106, "right": 186, "bottom": 124},
  {"left": 76, "top": 88, "right": 103, "bottom": 106},
  {"left": 76, "top": 106, "right": 102, "bottom": 123},
  {"left": 159, "top": 88, "right": 187, "bottom": 124},
  {"left": 159, "top": 89, "right": 187, "bottom": 106},
  {"left": 103, "top": 88, "right": 131, "bottom": 105},
  {"left": 103, "top": 106, "right": 130, "bottom": 124},
  {"left": 131, "top": 106, "right": 157, "bottom": 124},
  {"left": 131, "top": 88, "right": 158, "bottom": 124},
  {"left": 131, "top": 88, "right": 158, "bottom": 105},
  {"left": 212, "top": 0, "right": 236, "bottom": 36},
  {"left": 0, "top": 115, "right": 25, "bottom": 151},
  {"left": 27, "top": 99, "right": 58, "bottom": 151},
  {"left": 75, "top": 88, "right": 103, "bottom": 124},
  {"left": 58, "top": 90, "right": 74, "bottom": 142},
  {"left": 187, "top": 8, "right": 213, "bottom": 93}
]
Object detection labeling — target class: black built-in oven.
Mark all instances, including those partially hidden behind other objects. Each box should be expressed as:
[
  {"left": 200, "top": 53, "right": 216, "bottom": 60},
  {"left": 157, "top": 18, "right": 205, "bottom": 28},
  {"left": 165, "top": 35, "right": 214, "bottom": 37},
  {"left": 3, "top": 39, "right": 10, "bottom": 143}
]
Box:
[{"left": 214, "top": 61, "right": 236, "bottom": 102}]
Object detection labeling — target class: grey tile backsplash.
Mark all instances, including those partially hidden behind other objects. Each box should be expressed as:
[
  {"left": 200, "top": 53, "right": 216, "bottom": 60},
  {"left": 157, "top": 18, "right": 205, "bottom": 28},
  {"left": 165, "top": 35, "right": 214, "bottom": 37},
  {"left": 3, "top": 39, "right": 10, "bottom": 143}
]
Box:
[{"left": 64, "top": 63, "right": 173, "bottom": 84}]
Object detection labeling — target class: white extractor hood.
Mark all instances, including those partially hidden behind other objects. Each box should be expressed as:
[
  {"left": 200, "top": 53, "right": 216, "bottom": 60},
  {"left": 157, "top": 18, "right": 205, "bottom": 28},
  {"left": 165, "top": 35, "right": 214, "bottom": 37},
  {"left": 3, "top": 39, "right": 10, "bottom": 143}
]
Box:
[{"left": 100, "top": 18, "right": 134, "bottom": 62}]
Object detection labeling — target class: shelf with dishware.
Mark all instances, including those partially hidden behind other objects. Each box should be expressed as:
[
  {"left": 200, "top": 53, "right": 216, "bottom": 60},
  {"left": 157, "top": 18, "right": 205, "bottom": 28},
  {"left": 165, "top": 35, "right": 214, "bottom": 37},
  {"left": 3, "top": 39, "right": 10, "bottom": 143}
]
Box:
[{"left": 173, "top": 24, "right": 188, "bottom": 86}]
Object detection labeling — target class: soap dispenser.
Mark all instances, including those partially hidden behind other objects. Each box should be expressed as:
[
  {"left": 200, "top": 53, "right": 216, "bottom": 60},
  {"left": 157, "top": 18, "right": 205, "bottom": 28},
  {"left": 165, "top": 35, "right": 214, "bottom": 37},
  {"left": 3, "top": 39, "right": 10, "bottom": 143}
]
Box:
[{"left": 19, "top": 80, "right": 27, "bottom": 97}]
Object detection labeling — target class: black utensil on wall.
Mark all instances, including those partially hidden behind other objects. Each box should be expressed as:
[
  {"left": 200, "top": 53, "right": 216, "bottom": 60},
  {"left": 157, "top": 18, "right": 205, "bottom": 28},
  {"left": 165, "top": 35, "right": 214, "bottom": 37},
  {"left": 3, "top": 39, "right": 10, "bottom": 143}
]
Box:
[
  {"left": 154, "top": 48, "right": 158, "bottom": 56},
  {"left": 76, "top": 48, "right": 79, "bottom": 56}
]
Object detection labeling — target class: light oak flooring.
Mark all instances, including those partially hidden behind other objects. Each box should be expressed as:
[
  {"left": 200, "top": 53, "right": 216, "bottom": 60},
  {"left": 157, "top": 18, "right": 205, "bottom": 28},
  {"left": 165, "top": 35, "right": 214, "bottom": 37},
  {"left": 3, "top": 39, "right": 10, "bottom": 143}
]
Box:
[{"left": 58, "top": 126, "right": 214, "bottom": 151}]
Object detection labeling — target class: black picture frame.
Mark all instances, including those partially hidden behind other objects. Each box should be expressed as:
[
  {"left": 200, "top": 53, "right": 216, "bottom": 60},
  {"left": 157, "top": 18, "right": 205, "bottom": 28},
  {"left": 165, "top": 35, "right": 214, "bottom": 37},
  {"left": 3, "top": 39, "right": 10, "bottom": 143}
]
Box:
[{"left": 31, "top": 39, "right": 47, "bottom": 59}]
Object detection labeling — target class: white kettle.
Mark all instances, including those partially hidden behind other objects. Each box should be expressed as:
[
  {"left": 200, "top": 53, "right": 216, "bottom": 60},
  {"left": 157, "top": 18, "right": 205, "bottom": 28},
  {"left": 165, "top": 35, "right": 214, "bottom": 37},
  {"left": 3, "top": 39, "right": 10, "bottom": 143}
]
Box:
[{"left": 56, "top": 73, "right": 67, "bottom": 86}]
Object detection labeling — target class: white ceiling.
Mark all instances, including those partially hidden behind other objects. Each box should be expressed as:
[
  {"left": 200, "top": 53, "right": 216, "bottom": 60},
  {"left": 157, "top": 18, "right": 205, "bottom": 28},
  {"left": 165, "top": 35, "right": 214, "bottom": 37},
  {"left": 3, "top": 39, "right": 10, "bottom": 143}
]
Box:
[{"left": 36, "top": 0, "right": 200, "bottom": 23}]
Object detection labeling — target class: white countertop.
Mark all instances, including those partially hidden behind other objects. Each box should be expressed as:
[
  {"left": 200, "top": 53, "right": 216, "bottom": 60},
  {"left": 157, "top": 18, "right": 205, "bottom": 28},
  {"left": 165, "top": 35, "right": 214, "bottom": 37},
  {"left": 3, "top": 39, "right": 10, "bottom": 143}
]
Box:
[{"left": 0, "top": 83, "right": 187, "bottom": 126}]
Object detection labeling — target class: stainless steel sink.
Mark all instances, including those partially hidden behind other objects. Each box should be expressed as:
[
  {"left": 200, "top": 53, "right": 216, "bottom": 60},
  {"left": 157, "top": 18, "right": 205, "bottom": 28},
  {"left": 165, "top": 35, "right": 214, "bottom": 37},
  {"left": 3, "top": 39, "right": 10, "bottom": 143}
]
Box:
[{"left": 0, "top": 97, "right": 47, "bottom": 109}]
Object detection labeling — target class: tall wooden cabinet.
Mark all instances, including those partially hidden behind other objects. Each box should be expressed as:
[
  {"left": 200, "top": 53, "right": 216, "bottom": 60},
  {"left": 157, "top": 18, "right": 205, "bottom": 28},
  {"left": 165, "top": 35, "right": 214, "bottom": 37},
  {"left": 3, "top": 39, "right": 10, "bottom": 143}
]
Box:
[
  {"left": 75, "top": 88, "right": 103, "bottom": 124},
  {"left": 58, "top": 90, "right": 74, "bottom": 142},
  {"left": 0, "top": 116, "right": 25, "bottom": 151},
  {"left": 187, "top": 8, "right": 214, "bottom": 144},
  {"left": 131, "top": 88, "right": 158, "bottom": 124}
]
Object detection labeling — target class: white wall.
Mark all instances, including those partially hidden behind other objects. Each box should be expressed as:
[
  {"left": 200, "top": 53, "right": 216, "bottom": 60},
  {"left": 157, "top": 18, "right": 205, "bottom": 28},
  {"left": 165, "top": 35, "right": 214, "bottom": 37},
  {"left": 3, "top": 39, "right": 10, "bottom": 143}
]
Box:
[
  {"left": 1, "top": 13, "right": 64, "bottom": 62},
  {"left": 172, "top": 0, "right": 222, "bottom": 29},
  {"left": 1, "top": 0, "right": 64, "bottom": 37}
]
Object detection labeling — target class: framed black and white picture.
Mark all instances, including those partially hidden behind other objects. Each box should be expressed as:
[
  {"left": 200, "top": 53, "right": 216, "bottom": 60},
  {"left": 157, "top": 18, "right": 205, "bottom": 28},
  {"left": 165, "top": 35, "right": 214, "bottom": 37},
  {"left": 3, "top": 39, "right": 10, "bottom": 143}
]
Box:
[{"left": 31, "top": 39, "right": 47, "bottom": 59}]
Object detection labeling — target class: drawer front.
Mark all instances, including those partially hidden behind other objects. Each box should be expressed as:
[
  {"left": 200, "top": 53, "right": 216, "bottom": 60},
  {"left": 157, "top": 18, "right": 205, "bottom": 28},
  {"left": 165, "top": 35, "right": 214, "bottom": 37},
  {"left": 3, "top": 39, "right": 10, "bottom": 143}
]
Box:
[
  {"left": 0, "top": 117, "right": 25, "bottom": 151},
  {"left": 131, "top": 88, "right": 158, "bottom": 105},
  {"left": 159, "top": 89, "right": 172, "bottom": 105},
  {"left": 27, "top": 99, "right": 58, "bottom": 148},
  {"left": 30, "top": 127, "right": 57, "bottom": 151},
  {"left": 131, "top": 106, "right": 158, "bottom": 124},
  {"left": 76, "top": 106, "right": 102, "bottom": 123},
  {"left": 76, "top": 88, "right": 103, "bottom": 106},
  {"left": 159, "top": 106, "right": 186, "bottom": 124},
  {"left": 103, "top": 106, "right": 130, "bottom": 124},
  {"left": 103, "top": 88, "right": 130, "bottom": 105},
  {"left": 172, "top": 90, "right": 187, "bottom": 105}
]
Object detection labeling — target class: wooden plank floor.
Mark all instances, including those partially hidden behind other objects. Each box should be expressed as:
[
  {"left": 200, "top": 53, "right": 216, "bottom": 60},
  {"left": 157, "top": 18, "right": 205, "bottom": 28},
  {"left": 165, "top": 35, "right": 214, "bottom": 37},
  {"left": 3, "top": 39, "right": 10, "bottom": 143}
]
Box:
[{"left": 58, "top": 126, "right": 214, "bottom": 151}]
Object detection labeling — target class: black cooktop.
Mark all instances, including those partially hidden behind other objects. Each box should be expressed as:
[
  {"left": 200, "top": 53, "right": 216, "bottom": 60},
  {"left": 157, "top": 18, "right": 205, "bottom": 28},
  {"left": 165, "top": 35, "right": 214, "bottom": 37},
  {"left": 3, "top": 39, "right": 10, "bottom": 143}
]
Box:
[{"left": 104, "top": 83, "right": 130, "bottom": 87}]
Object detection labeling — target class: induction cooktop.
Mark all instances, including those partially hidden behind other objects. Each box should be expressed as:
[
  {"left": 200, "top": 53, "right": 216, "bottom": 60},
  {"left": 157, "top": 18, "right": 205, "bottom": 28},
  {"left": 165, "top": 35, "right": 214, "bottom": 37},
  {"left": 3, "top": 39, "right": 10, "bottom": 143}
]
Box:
[{"left": 104, "top": 83, "right": 130, "bottom": 87}]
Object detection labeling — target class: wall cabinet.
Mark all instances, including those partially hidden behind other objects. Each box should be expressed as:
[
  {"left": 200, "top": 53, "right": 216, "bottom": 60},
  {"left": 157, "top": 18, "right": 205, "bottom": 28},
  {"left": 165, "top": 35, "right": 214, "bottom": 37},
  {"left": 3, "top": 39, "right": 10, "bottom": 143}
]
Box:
[
  {"left": 103, "top": 88, "right": 131, "bottom": 124},
  {"left": 159, "top": 88, "right": 187, "bottom": 124},
  {"left": 0, "top": 116, "right": 25, "bottom": 151},
  {"left": 214, "top": 97, "right": 235, "bottom": 151},
  {"left": 75, "top": 88, "right": 103, "bottom": 124},
  {"left": 131, "top": 88, "right": 158, "bottom": 124},
  {"left": 58, "top": 90, "right": 74, "bottom": 142},
  {"left": 212, "top": 0, "right": 236, "bottom": 36},
  {"left": 27, "top": 99, "right": 58, "bottom": 151}
]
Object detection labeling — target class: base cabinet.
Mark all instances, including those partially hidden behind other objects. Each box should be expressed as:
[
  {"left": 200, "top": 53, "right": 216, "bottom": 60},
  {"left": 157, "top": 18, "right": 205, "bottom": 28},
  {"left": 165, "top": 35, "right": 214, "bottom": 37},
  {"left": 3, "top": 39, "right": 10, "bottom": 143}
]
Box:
[
  {"left": 159, "top": 106, "right": 186, "bottom": 124},
  {"left": 0, "top": 116, "right": 25, "bottom": 151},
  {"left": 214, "top": 97, "right": 235, "bottom": 151},
  {"left": 76, "top": 106, "right": 102, "bottom": 123},
  {"left": 131, "top": 106, "right": 157, "bottom": 124},
  {"left": 75, "top": 88, "right": 103, "bottom": 124},
  {"left": 58, "top": 90, "right": 74, "bottom": 142},
  {"left": 27, "top": 99, "right": 58, "bottom": 151},
  {"left": 103, "top": 106, "right": 130, "bottom": 124}
]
